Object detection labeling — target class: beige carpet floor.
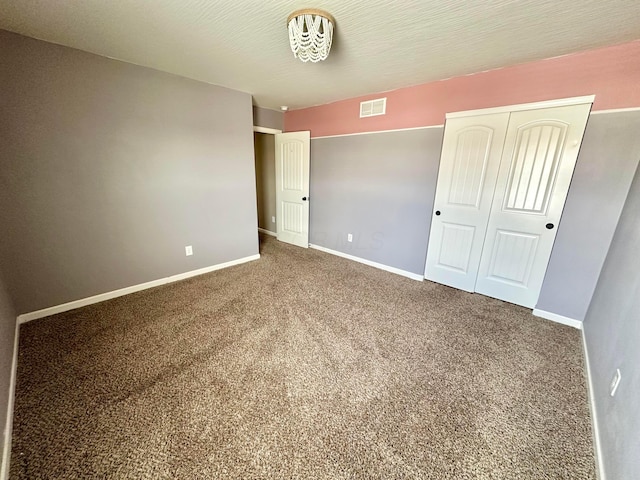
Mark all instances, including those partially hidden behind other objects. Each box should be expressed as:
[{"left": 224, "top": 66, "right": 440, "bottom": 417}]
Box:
[{"left": 11, "top": 235, "right": 595, "bottom": 479}]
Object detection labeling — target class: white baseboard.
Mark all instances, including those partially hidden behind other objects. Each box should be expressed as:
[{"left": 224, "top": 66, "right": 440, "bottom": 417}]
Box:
[
  {"left": 582, "top": 329, "right": 605, "bottom": 480},
  {"left": 17, "top": 254, "right": 261, "bottom": 324},
  {"left": 258, "top": 228, "right": 277, "bottom": 237},
  {"left": 1, "top": 321, "right": 20, "bottom": 480},
  {"left": 309, "top": 244, "right": 424, "bottom": 282},
  {"left": 532, "top": 309, "right": 583, "bottom": 329}
]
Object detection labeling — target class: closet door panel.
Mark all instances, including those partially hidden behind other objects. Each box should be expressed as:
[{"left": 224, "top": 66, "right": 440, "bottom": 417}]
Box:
[
  {"left": 475, "top": 103, "right": 592, "bottom": 307},
  {"left": 425, "top": 113, "right": 509, "bottom": 291}
]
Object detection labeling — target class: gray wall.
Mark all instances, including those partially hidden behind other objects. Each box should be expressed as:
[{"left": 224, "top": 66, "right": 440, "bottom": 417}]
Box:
[
  {"left": 0, "top": 30, "right": 258, "bottom": 314},
  {"left": 253, "top": 106, "right": 284, "bottom": 131},
  {"left": 310, "top": 128, "right": 444, "bottom": 274},
  {"left": 0, "top": 274, "right": 16, "bottom": 475},
  {"left": 254, "top": 133, "right": 277, "bottom": 233},
  {"left": 583, "top": 162, "right": 640, "bottom": 480},
  {"left": 536, "top": 112, "right": 640, "bottom": 320}
]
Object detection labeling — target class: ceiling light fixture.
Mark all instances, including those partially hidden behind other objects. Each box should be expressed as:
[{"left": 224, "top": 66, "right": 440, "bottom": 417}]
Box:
[{"left": 287, "top": 9, "right": 335, "bottom": 63}]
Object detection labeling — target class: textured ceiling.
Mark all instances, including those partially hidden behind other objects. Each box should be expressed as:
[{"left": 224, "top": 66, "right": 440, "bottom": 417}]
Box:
[{"left": 1, "top": 0, "right": 639, "bottom": 110}]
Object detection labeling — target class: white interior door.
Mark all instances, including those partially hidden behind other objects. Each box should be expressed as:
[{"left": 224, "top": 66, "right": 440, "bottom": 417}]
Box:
[
  {"left": 474, "top": 103, "right": 591, "bottom": 307},
  {"left": 425, "top": 113, "right": 510, "bottom": 291},
  {"left": 275, "top": 131, "right": 310, "bottom": 248}
]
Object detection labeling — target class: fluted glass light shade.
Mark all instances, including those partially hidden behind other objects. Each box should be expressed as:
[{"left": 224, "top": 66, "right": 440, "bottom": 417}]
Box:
[{"left": 287, "top": 9, "right": 335, "bottom": 63}]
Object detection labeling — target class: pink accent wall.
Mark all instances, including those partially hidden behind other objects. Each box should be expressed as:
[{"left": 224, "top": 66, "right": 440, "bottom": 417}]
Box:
[{"left": 285, "top": 40, "right": 640, "bottom": 137}]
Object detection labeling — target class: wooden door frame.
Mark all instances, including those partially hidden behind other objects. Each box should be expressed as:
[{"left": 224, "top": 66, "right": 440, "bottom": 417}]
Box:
[{"left": 253, "top": 126, "right": 282, "bottom": 135}]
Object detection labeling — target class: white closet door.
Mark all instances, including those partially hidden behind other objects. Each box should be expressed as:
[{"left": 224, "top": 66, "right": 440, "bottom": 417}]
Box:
[
  {"left": 425, "top": 113, "right": 510, "bottom": 291},
  {"left": 474, "top": 103, "right": 591, "bottom": 307}
]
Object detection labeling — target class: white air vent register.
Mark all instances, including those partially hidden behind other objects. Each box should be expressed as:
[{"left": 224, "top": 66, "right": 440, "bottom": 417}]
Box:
[{"left": 360, "top": 98, "right": 387, "bottom": 118}]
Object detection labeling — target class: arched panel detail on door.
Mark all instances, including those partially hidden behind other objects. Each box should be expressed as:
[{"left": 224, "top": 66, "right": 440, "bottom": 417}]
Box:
[
  {"left": 503, "top": 121, "right": 569, "bottom": 215},
  {"left": 447, "top": 126, "right": 495, "bottom": 209}
]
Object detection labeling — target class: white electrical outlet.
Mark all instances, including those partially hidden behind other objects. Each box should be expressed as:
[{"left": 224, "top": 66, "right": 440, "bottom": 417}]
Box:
[
  {"left": 272, "top": 216, "right": 276, "bottom": 223},
  {"left": 610, "top": 369, "right": 621, "bottom": 397},
  {"left": 347, "top": 233, "right": 353, "bottom": 242},
  {"left": 185, "top": 245, "right": 193, "bottom": 256}
]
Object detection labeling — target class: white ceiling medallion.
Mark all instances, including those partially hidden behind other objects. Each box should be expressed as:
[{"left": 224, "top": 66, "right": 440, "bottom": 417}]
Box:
[{"left": 287, "top": 9, "right": 335, "bottom": 63}]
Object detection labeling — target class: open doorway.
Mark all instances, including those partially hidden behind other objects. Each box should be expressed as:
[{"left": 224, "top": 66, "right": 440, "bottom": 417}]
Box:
[
  {"left": 253, "top": 127, "right": 280, "bottom": 238},
  {"left": 253, "top": 126, "right": 311, "bottom": 248}
]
